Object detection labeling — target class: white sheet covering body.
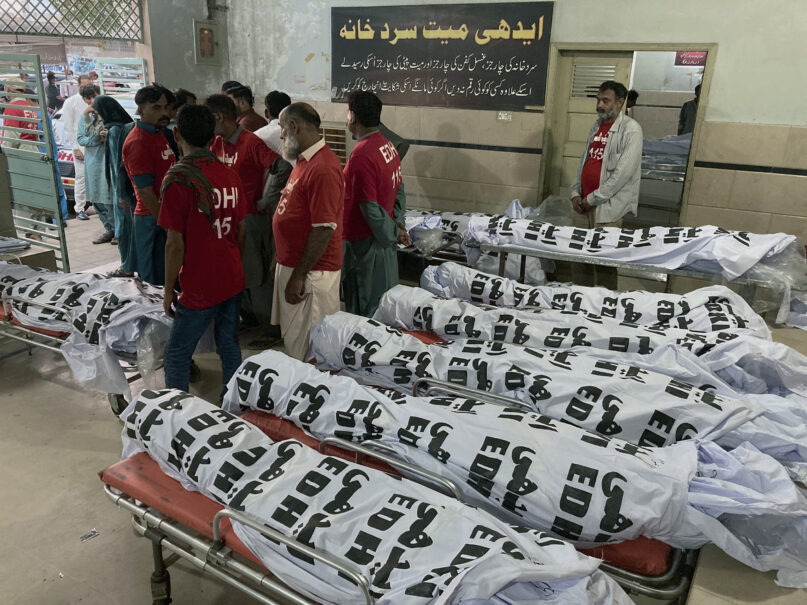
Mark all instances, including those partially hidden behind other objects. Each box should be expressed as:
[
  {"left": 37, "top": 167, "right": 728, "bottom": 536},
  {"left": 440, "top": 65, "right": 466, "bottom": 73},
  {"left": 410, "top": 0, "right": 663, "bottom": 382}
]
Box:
[
  {"left": 310, "top": 313, "right": 807, "bottom": 472},
  {"left": 221, "top": 351, "right": 807, "bottom": 586},
  {"left": 120, "top": 389, "right": 630, "bottom": 604},
  {"left": 376, "top": 285, "right": 807, "bottom": 401},
  {"left": 420, "top": 262, "right": 769, "bottom": 338},
  {"left": 465, "top": 216, "right": 795, "bottom": 280},
  {"left": 0, "top": 262, "right": 173, "bottom": 396},
  {"left": 405, "top": 210, "right": 547, "bottom": 285},
  {"left": 1, "top": 263, "right": 103, "bottom": 332},
  {"left": 376, "top": 285, "right": 750, "bottom": 357}
]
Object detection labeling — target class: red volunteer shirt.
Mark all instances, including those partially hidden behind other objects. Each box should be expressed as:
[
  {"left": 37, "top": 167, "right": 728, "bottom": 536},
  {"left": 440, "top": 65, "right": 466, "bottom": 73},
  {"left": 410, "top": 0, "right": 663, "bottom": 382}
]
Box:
[
  {"left": 581, "top": 121, "right": 615, "bottom": 198},
  {"left": 273, "top": 140, "right": 344, "bottom": 271},
  {"left": 122, "top": 122, "right": 176, "bottom": 216},
  {"left": 237, "top": 108, "right": 268, "bottom": 133},
  {"left": 342, "top": 131, "right": 402, "bottom": 242},
  {"left": 2, "top": 99, "right": 38, "bottom": 141},
  {"left": 157, "top": 158, "right": 247, "bottom": 309},
  {"left": 210, "top": 127, "right": 277, "bottom": 215}
]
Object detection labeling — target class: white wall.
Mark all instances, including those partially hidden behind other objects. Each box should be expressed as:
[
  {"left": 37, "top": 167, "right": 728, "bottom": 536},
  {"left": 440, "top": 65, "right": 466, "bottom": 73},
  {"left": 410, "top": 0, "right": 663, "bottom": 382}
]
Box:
[
  {"left": 226, "top": 0, "right": 807, "bottom": 125},
  {"left": 631, "top": 51, "right": 703, "bottom": 93}
]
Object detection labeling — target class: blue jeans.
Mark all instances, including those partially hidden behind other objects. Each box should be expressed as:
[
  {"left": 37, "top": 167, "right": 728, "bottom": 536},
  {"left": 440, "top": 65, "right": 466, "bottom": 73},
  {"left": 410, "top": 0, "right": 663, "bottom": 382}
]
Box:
[{"left": 164, "top": 293, "right": 242, "bottom": 396}]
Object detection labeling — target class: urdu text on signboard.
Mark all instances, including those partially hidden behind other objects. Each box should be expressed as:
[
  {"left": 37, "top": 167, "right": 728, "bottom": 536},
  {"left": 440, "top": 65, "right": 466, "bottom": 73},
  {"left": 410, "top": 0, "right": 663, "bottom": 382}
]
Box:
[{"left": 331, "top": 2, "right": 554, "bottom": 111}]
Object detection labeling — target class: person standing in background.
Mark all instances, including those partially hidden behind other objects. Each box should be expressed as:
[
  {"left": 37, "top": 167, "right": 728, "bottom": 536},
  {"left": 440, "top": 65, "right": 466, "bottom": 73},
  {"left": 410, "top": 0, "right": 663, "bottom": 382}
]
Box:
[
  {"left": 678, "top": 84, "right": 701, "bottom": 135},
  {"left": 272, "top": 103, "right": 344, "bottom": 360},
  {"left": 570, "top": 80, "right": 642, "bottom": 289},
  {"left": 45, "top": 72, "right": 64, "bottom": 112},
  {"left": 62, "top": 74, "right": 93, "bottom": 220},
  {"left": 122, "top": 83, "right": 176, "bottom": 285},
  {"left": 341, "top": 91, "right": 408, "bottom": 317},
  {"left": 78, "top": 88, "right": 116, "bottom": 244},
  {"left": 159, "top": 104, "right": 247, "bottom": 397},
  {"left": 96, "top": 95, "right": 135, "bottom": 276},
  {"left": 227, "top": 85, "right": 267, "bottom": 132},
  {"left": 255, "top": 90, "right": 291, "bottom": 155},
  {"left": 626, "top": 90, "right": 639, "bottom": 119},
  {"left": 207, "top": 94, "right": 278, "bottom": 346}
]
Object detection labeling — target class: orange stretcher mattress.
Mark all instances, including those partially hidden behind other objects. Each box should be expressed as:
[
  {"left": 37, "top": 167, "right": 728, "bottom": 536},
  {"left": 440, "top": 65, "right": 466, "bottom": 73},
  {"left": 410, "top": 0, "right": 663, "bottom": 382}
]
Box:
[
  {"left": 100, "top": 452, "right": 263, "bottom": 568},
  {"left": 403, "top": 329, "right": 444, "bottom": 345},
  {"left": 1, "top": 305, "right": 70, "bottom": 339}
]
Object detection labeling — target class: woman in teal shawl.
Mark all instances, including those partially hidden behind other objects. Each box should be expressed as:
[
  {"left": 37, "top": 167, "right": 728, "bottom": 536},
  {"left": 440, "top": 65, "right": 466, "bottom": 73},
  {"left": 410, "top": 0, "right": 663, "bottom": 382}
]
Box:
[{"left": 94, "top": 95, "right": 135, "bottom": 276}]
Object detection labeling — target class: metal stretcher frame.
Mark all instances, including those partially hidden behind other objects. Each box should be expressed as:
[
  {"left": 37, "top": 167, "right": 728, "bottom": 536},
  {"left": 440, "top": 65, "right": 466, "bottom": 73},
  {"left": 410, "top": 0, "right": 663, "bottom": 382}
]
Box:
[
  {"left": 472, "top": 242, "right": 778, "bottom": 303},
  {"left": 103, "top": 484, "right": 371, "bottom": 605},
  {"left": 102, "top": 433, "right": 467, "bottom": 604},
  {"left": 410, "top": 376, "right": 696, "bottom": 601},
  {"left": 0, "top": 294, "right": 147, "bottom": 414}
]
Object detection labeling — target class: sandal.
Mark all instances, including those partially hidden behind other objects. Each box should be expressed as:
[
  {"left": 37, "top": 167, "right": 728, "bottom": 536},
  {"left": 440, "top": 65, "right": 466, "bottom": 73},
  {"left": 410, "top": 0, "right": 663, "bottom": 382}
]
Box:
[{"left": 108, "top": 267, "right": 135, "bottom": 278}]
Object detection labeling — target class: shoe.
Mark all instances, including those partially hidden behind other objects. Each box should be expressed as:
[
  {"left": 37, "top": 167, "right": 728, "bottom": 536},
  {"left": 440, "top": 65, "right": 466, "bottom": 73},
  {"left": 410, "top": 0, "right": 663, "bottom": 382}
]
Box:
[
  {"left": 110, "top": 237, "right": 118, "bottom": 245},
  {"left": 77, "top": 211, "right": 89, "bottom": 220},
  {"left": 108, "top": 267, "right": 134, "bottom": 278},
  {"left": 93, "top": 231, "right": 114, "bottom": 244}
]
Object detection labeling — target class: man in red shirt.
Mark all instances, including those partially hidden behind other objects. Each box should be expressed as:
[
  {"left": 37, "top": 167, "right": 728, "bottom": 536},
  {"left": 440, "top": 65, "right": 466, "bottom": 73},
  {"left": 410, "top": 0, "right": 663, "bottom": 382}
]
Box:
[
  {"left": 122, "top": 83, "right": 176, "bottom": 285},
  {"left": 158, "top": 104, "right": 247, "bottom": 396},
  {"left": 227, "top": 85, "right": 267, "bottom": 132},
  {"left": 342, "top": 91, "right": 408, "bottom": 317},
  {"left": 570, "top": 80, "right": 642, "bottom": 288},
  {"left": 207, "top": 94, "right": 279, "bottom": 344},
  {"left": 272, "top": 102, "right": 344, "bottom": 360},
  {"left": 0, "top": 81, "right": 38, "bottom": 149}
]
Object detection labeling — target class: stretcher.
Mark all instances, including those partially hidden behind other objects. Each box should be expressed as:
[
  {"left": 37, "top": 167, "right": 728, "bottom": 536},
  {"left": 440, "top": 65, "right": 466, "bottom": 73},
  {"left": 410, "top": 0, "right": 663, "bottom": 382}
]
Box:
[
  {"left": 101, "top": 403, "right": 691, "bottom": 603},
  {"left": 405, "top": 375, "right": 696, "bottom": 600},
  {"left": 0, "top": 293, "right": 144, "bottom": 415},
  {"left": 469, "top": 241, "right": 776, "bottom": 304},
  {"left": 236, "top": 338, "right": 697, "bottom": 601},
  {"left": 106, "top": 390, "right": 635, "bottom": 604}
]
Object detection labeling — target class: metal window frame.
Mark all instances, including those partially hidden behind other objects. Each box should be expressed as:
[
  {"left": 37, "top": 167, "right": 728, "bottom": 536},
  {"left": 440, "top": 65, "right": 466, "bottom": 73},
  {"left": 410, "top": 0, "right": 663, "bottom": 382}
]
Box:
[
  {"left": 1, "top": 52, "right": 70, "bottom": 271},
  {"left": 0, "top": 0, "right": 144, "bottom": 42}
]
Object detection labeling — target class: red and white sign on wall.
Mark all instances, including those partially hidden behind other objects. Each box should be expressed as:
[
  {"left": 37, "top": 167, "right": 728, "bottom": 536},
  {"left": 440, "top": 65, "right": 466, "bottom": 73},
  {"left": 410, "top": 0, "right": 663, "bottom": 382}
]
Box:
[{"left": 675, "top": 51, "right": 707, "bottom": 66}]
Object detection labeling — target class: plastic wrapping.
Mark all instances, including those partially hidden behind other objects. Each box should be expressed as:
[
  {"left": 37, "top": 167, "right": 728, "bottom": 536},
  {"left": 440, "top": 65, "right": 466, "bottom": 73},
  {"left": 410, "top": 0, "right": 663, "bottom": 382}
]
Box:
[
  {"left": 410, "top": 227, "right": 445, "bottom": 256},
  {"left": 742, "top": 240, "right": 807, "bottom": 323},
  {"left": 530, "top": 195, "right": 575, "bottom": 227}
]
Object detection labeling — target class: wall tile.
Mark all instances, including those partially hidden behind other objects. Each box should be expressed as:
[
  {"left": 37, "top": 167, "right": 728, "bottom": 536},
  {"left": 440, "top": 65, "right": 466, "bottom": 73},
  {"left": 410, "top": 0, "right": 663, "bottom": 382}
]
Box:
[
  {"left": 402, "top": 175, "right": 537, "bottom": 214},
  {"left": 783, "top": 125, "right": 807, "bottom": 170},
  {"left": 683, "top": 204, "right": 772, "bottom": 233},
  {"left": 476, "top": 111, "right": 544, "bottom": 149},
  {"left": 697, "top": 122, "right": 789, "bottom": 166},
  {"left": 386, "top": 106, "right": 421, "bottom": 140},
  {"left": 769, "top": 214, "right": 807, "bottom": 242},
  {"left": 419, "top": 107, "right": 478, "bottom": 144},
  {"left": 687, "top": 167, "right": 734, "bottom": 208},
  {"left": 730, "top": 172, "right": 807, "bottom": 215}
]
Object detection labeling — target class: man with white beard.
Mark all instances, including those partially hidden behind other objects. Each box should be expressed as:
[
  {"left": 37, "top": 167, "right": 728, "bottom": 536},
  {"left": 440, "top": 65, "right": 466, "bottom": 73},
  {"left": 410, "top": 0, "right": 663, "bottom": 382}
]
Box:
[
  {"left": 570, "top": 80, "right": 642, "bottom": 287},
  {"left": 271, "top": 103, "right": 344, "bottom": 360}
]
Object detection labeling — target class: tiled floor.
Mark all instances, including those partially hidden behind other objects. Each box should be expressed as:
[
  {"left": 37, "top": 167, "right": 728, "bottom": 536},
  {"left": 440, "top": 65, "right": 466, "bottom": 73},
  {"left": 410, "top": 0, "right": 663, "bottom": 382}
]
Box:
[
  {"left": 63, "top": 211, "right": 122, "bottom": 273},
  {"left": 2, "top": 227, "right": 807, "bottom": 604}
]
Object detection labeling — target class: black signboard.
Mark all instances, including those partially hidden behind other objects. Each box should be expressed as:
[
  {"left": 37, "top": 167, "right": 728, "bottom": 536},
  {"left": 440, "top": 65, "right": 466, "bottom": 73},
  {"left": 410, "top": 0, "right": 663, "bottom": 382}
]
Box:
[{"left": 331, "top": 2, "right": 554, "bottom": 111}]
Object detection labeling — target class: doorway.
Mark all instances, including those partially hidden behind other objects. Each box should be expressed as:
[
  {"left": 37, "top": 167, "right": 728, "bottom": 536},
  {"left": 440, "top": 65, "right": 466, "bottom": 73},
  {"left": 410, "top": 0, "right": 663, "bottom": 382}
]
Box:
[{"left": 541, "top": 44, "right": 715, "bottom": 229}]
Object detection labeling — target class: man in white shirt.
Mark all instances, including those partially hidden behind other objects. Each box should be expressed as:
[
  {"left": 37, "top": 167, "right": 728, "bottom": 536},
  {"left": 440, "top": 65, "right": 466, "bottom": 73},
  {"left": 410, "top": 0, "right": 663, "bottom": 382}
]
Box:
[
  {"left": 254, "top": 90, "right": 291, "bottom": 156},
  {"left": 61, "top": 74, "right": 92, "bottom": 219}
]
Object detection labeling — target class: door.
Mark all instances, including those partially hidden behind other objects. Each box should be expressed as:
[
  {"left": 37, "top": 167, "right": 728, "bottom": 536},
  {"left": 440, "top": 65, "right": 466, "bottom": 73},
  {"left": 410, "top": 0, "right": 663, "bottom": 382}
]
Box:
[
  {"left": 545, "top": 51, "right": 633, "bottom": 200},
  {"left": 0, "top": 52, "right": 70, "bottom": 270}
]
